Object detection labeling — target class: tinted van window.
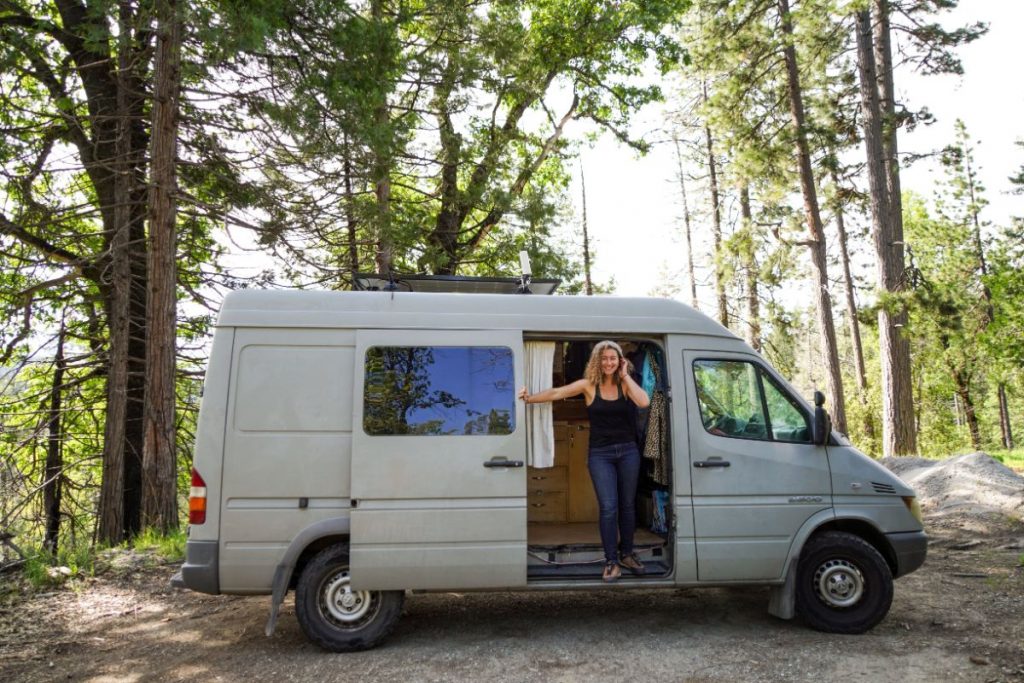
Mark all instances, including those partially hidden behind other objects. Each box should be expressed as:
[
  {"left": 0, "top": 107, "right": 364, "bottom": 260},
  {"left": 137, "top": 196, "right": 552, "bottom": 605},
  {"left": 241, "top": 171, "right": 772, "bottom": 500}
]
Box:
[
  {"left": 364, "top": 346, "right": 515, "bottom": 436},
  {"left": 694, "top": 359, "right": 810, "bottom": 443}
]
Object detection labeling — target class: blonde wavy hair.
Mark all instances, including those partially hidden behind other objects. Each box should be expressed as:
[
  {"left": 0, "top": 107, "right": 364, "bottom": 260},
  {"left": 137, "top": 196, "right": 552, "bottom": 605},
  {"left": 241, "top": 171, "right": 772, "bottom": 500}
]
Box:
[{"left": 584, "top": 340, "right": 628, "bottom": 386}]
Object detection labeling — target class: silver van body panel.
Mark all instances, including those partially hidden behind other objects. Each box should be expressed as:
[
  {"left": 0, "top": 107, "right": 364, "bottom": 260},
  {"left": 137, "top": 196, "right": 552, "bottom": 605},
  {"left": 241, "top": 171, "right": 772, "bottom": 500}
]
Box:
[
  {"left": 218, "top": 327, "right": 355, "bottom": 592},
  {"left": 216, "top": 290, "right": 736, "bottom": 338},
  {"left": 682, "top": 349, "right": 833, "bottom": 582},
  {"left": 182, "top": 290, "right": 924, "bottom": 611},
  {"left": 349, "top": 328, "right": 527, "bottom": 591}
]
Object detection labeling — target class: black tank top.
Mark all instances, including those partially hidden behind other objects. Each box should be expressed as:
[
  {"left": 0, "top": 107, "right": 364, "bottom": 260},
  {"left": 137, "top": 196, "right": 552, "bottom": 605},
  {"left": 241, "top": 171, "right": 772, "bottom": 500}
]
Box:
[{"left": 587, "top": 384, "right": 635, "bottom": 448}]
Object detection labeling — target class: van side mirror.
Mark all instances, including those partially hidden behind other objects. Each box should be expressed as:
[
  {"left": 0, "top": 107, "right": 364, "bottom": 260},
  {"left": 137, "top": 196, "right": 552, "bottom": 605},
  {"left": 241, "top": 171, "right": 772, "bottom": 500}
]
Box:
[{"left": 812, "top": 390, "right": 831, "bottom": 446}]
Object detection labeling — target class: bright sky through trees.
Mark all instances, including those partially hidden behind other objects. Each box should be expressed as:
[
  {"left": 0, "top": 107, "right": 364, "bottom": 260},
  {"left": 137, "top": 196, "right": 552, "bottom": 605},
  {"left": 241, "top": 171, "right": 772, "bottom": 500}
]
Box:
[{"left": 577, "top": 0, "right": 1021, "bottom": 299}]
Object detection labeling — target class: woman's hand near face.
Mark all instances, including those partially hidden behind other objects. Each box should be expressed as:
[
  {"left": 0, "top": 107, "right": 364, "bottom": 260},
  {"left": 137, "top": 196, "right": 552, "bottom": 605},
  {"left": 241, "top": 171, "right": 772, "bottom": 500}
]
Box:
[{"left": 618, "top": 358, "right": 629, "bottom": 380}]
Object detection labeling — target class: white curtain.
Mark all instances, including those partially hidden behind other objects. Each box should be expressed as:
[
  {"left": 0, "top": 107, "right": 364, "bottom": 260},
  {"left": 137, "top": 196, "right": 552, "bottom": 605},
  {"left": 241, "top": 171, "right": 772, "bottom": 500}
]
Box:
[{"left": 525, "top": 341, "right": 556, "bottom": 468}]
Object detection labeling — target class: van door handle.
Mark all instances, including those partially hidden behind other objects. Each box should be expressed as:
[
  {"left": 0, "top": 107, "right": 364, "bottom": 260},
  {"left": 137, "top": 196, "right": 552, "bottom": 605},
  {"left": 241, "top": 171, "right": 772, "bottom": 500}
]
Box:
[
  {"left": 484, "top": 458, "right": 524, "bottom": 468},
  {"left": 693, "top": 460, "right": 731, "bottom": 468}
]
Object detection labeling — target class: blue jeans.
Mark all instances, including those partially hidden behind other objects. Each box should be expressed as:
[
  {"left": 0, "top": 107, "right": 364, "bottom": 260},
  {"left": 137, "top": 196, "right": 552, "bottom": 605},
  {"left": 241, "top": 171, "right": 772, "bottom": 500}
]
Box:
[{"left": 587, "top": 441, "right": 641, "bottom": 563}]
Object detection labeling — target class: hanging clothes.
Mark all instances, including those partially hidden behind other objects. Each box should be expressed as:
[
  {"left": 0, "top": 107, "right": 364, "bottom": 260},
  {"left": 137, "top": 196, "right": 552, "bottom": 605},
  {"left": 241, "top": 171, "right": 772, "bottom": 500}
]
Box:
[
  {"left": 641, "top": 353, "right": 657, "bottom": 397},
  {"left": 524, "top": 341, "right": 556, "bottom": 468},
  {"left": 642, "top": 353, "right": 669, "bottom": 485}
]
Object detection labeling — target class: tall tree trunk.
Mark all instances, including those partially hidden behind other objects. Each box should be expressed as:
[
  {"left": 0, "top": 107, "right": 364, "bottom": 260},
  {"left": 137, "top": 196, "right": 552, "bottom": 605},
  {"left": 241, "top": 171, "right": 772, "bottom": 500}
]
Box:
[
  {"left": 856, "top": 8, "right": 917, "bottom": 455},
  {"left": 702, "top": 81, "right": 728, "bottom": 327},
  {"left": 674, "top": 138, "right": 699, "bottom": 309},
  {"left": 343, "top": 134, "right": 359, "bottom": 280},
  {"left": 998, "top": 385, "right": 1014, "bottom": 449},
  {"left": 371, "top": 0, "right": 393, "bottom": 274},
  {"left": 963, "top": 146, "right": 1014, "bottom": 449},
  {"left": 96, "top": 2, "right": 137, "bottom": 545},
  {"left": 831, "top": 172, "right": 875, "bottom": 443},
  {"left": 580, "top": 162, "right": 593, "bottom": 296},
  {"left": 142, "top": 0, "right": 182, "bottom": 533},
  {"left": 779, "top": 0, "right": 847, "bottom": 433},
  {"left": 953, "top": 373, "right": 982, "bottom": 450},
  {"left": 43, "top": 322, "right": 67, "bottom": 556},
  {"left": 739, "top": 184, "right": 761, "bottom": 351}
]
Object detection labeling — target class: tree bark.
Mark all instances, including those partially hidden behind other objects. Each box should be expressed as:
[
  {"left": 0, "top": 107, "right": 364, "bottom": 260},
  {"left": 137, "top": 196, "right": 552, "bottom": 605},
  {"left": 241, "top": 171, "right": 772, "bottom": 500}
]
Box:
[
  {"left": 702, "top": 81, "right": 728, "bottom": 327},
  {"left": 831, "top": 171, "right": 875, "bottom": 443},
  {"left": 674, "top": 138, "right": 699, "bottom": 309},
  {"left": 739, "top": 184, "right": 761, "bottom": 351},
  {"left": 43, "top": 322, "right": 67, "bottom": 556},
  {"left": 343, "top": 134, "right": 359, "bottom": 280},
  {"left": 142, "top": 0, "right": 182, "bottom": 534},
  {"left": 963, "top": 145, "right": 1014, "bottom": 449},
  {"left": 371, "top": 0, "right": 393, "bottom": 274},
  {"left": 96, "top": 1, "right": 138, "bottom": 545},
  {"left": 581, "top": 163, "right": 593, "bottom": 296},
  {"left": 778, "top": 0, "right": 847, "bottom": 433},
  {"left": 856, "top": 7, "right": 917, "bottom": 455},
  {"left": 953, "top": 373, "right": 982, "bottom": 450}
]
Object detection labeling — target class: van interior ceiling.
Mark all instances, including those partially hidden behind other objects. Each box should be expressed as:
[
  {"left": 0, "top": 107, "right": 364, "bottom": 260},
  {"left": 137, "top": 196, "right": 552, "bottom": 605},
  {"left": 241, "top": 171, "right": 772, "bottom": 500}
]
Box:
[{"left": 525, "top": 337, "right": 672, "bottom": 581}]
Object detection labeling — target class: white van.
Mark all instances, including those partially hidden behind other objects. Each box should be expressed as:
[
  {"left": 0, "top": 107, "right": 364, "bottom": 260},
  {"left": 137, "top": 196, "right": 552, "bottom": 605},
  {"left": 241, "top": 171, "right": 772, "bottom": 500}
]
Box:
[{"left": 174, "top": 287, "right": 926, "bottom": 651}]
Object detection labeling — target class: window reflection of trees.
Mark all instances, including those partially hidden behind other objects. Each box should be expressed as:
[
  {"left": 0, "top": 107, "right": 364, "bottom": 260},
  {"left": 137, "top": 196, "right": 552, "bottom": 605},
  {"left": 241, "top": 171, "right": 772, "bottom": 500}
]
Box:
[{"left": 364, "top": 346, "right": 514, "bottom": 436}]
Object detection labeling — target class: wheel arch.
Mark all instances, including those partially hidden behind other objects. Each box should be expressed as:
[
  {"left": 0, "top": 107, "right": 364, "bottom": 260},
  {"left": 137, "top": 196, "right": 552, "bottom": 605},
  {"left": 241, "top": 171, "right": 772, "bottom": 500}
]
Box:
[
  {"left": 264, "top": 517, "right": 351, "bottom": 637},
  {"left": 808, "top": 518, "right": 897, "bottom": 576},
  {"left": 770, "top": 510, "right": 895, "bottom": 622}
]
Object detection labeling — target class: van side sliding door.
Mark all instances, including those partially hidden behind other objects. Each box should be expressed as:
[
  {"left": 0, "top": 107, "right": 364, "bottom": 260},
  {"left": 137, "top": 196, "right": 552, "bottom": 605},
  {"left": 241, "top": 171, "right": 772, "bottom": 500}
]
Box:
[
  {"left": 683, "top": 350, "right": 832, "bottom": 582},
  {"left": 349, "top": 330, "right": 527, "bottom": 591}
]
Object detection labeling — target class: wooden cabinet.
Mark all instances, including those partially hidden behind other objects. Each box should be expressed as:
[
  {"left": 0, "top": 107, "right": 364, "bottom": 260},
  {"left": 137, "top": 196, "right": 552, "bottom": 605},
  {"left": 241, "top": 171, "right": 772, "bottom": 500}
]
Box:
[
  {"left": 567, "top": 423, "right": 599, "bottom": 522},
  {"left": 527, "top": 421, "right": 598, "bottom": 524}
]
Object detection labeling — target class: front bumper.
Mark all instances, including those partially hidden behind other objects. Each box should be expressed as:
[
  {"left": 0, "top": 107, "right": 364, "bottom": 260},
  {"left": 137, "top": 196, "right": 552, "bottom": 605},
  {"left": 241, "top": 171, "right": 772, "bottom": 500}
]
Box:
[{"left": 887, "top": 530, "right": 928, "bottom": 577}]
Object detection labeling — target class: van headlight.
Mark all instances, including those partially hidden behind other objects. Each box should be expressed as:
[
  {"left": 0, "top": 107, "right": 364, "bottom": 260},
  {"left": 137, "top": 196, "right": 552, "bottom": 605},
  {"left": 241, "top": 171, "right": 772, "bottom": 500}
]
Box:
[{"left": 902, "top": 496, "right": 923, "bottom": 525}]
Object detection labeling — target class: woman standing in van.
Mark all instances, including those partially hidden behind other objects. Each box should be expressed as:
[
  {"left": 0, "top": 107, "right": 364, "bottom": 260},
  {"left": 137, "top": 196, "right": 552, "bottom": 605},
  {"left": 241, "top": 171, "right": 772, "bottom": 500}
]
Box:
[{"left": 519, "top": 340, "right": 650, "bottom": 581}]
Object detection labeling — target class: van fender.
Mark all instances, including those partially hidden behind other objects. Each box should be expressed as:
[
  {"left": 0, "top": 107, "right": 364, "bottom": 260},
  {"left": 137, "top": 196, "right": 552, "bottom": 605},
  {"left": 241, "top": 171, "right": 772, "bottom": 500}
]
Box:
[
  {"left": 767, "top": 508, "right": 836, "bottom": 620},
  {"left": 265, "top": 516, "right": 351, "bottom": 637}
]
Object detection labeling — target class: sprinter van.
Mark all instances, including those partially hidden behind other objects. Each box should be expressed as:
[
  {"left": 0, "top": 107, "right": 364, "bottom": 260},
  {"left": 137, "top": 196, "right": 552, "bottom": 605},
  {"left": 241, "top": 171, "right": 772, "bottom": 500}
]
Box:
[{"left": 174, "top": 286, "right": 926, "bottom": 651}]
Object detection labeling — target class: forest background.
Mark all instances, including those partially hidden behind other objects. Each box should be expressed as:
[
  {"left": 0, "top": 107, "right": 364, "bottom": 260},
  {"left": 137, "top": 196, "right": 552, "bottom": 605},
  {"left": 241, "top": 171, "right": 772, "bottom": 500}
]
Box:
[{"left": 1, "top": 0, "right": 1022, "bottom": 571}]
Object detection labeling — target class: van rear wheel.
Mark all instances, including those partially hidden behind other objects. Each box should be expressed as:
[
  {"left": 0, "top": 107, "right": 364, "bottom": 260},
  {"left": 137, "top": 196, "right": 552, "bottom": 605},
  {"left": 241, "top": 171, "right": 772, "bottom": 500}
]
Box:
[
  {"left": 795, "top": 531, "right": 893, "bottom": 634},
  {"left": 295, "top": 545, "right": 404, "bottom": 651}
]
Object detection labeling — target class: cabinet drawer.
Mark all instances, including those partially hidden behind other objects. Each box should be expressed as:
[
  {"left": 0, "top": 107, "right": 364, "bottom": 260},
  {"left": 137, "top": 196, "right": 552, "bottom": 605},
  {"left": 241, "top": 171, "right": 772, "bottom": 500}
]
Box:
[
  {"left": 527, "top": 466, "right": 567, "bottom": 493},
  {"left": 527, "top": 491, "right": 567, "bottom": 523}
]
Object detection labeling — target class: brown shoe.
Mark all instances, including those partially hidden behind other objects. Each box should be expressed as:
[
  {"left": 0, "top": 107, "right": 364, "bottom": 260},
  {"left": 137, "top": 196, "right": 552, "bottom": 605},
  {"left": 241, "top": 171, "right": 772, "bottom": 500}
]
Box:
[
  {"left": 602, "top": 561, "right": 621, "bottom": 582},
  {"left": 620, "top": 552, "right": 645, "bottom": 575}
]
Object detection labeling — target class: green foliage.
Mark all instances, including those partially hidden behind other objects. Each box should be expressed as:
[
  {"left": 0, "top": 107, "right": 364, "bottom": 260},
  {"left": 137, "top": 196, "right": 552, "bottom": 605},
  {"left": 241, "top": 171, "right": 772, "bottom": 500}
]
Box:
[
  {"left": 132, "top": 528, "right": 187, "bottom": 563},
  {"left": 22, "top": 542, "right": 98, "bottom": 589}
]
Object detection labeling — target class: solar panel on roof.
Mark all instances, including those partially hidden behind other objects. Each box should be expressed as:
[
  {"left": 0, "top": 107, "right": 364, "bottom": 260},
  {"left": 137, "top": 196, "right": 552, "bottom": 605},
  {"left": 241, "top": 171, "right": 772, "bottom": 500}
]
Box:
[{"left": 353, "top": 273, "right": 561, "bottom": 295}]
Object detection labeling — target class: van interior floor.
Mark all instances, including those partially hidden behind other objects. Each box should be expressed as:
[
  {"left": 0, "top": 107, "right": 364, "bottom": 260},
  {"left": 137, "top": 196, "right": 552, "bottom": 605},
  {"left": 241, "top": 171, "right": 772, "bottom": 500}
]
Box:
[{"left": 527, "top": 523, "right": 670, "bottom": 580}]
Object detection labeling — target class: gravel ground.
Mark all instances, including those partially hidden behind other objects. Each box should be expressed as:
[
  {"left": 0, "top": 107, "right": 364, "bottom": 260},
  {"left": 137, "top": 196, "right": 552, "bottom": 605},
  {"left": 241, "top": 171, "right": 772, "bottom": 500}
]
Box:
[{"left": 2, "top": 454, "right": 1022, "bottom": 682}]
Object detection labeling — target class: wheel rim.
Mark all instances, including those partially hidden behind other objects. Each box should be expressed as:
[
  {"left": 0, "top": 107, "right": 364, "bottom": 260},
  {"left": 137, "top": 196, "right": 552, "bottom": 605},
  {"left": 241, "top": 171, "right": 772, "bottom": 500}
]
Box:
[
  {"left": 318, "top": 568, "right": 380, "bottom": 629},
  {"left": 813, "top": 558, "right": 865, "bottom": 608}
]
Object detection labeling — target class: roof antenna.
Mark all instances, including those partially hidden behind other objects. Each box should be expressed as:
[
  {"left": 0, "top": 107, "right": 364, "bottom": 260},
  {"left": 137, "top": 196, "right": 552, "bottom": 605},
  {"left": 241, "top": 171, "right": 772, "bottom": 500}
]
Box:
[{"left": 517, "top": 251, "right": 533, "bottom": 294}]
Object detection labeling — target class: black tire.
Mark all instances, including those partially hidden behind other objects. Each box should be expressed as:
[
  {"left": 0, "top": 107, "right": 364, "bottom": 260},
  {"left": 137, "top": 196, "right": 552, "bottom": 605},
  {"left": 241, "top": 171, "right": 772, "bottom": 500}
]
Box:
[
  {"left": 795, "top": 531, "right": 893, "bottom": 634},
  {"left": 295, "top": 545, "right": 404, "bottom": 652}
]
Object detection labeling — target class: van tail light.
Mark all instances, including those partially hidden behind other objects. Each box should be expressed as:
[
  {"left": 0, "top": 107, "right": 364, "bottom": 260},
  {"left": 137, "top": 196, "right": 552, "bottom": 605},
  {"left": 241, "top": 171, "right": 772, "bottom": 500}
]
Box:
[{"left": 189, "top": 468, "right": 207, "bottom": 525}]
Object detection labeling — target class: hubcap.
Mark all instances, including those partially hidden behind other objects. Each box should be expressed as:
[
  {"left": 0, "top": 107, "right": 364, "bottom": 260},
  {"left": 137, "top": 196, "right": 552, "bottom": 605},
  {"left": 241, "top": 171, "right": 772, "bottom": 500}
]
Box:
[
  {"left": 813, "top": 558, "right": 865, "bottom": 608},
  {"left": 319, "top": 569, "right": 374, "bottom": 626}
]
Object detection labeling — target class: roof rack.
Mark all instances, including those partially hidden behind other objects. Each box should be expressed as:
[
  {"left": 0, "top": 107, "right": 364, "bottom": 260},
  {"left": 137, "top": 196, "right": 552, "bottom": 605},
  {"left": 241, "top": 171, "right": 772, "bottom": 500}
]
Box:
[{"left": 353, "top": 273, "right": 561, "bottom": 295}]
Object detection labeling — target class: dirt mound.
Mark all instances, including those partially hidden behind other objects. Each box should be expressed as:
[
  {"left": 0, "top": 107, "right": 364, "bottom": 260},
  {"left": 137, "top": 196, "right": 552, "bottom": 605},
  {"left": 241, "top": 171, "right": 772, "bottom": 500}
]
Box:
[{"left": 881, "top": 452, "right": 1024, "bottom": 518}]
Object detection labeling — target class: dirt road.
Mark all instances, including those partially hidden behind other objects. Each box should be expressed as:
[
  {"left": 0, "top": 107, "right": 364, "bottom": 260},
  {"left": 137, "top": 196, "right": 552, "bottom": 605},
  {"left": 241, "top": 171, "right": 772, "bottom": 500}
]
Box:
[{"left": 2, "top": 510, "right": 1022, "bottom": 683}]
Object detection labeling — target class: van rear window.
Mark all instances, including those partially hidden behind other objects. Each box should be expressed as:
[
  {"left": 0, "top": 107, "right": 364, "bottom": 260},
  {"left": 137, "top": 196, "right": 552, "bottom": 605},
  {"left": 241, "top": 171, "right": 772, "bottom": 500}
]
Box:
[{"left": 363, "top": 346, "right": 515, "bottom": 436}]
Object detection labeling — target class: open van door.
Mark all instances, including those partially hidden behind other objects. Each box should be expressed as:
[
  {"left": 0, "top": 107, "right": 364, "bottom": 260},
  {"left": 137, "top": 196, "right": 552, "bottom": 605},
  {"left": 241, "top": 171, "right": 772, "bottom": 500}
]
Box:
[
  {"left": 683, "top": 350, "right": 832, "bottom": 581},
  {"left": 349, "top": 329, "right": 527, "bottom": 590}
]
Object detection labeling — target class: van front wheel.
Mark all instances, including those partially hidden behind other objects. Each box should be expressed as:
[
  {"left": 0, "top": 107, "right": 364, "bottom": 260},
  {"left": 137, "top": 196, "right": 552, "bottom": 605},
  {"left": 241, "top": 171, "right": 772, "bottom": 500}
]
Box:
[
  {"left": 795, "top": 531, "right": 893, "bottom": 634},
  {"left": 295, "top": 545, "right": 404, "bottom": 651}
]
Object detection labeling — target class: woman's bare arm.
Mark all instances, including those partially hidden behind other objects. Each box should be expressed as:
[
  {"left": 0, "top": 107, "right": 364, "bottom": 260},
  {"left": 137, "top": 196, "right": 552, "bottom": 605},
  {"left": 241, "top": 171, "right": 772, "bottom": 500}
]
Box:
[
  {"left": 519, "top": 379, "right": 590, "bottom": 404},
  {"left": 619, "top": 364, "right": 651, "bottom": 408}
]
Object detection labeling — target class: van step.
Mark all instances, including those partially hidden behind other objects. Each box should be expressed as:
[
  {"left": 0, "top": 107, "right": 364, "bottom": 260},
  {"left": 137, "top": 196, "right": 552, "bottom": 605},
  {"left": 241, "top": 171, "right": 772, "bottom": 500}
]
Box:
[{"left": 527, "top": 560, "right": 671, "bottom": 580}]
